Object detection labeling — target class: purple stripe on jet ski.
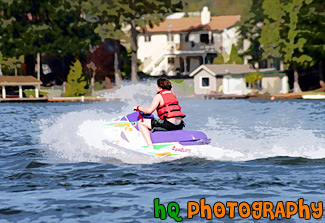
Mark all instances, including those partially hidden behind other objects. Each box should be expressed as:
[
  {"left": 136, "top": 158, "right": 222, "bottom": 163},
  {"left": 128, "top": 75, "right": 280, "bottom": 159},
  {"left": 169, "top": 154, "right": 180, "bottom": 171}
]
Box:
[
  {"left": 151, "top": 130, "right": 209, "bottom": 144},
  {"left": 121, "top": 131, "right": 129, "bottom": 142},
  {"left": 127, "top": 112, "right": 210, "bottom": 145}
]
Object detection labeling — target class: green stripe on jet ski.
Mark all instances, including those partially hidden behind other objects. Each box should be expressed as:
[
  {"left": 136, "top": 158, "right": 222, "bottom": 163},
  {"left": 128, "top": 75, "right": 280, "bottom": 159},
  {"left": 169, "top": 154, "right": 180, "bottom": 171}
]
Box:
[{"left": 142, "top": 144, "right": 173, "bottom": 150}]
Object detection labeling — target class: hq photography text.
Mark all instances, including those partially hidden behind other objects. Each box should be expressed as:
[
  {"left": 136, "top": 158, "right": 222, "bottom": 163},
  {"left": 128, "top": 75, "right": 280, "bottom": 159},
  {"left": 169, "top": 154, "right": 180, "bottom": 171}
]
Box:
[{"left": 153, "top": 198, "right": 323, "bottom": 222}]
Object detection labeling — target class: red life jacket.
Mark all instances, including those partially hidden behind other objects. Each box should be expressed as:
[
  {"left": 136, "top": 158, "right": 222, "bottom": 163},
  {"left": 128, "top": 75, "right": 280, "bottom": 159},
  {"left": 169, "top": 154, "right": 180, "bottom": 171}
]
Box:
[{"left": 156, "top": 89, "right": 186, "bottom": 119}]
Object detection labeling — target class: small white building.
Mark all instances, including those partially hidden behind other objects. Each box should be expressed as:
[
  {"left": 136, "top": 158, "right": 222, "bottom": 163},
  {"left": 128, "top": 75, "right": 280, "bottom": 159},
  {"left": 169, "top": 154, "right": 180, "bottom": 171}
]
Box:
[
  {"left": 189, "top": 64, "right": 289, "bottom": 95},
  {"left": 138, "top": 7, "right": 241, "bottom": 76},
  {"left": 0, "top": 76, "right": 42, "bottom": 99}
]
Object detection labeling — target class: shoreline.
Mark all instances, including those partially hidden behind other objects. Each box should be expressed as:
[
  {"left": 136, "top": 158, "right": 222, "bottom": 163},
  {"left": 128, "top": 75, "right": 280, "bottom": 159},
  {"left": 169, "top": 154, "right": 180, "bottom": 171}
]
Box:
[{"left": 1, "top": 93, "right": 325, "bottom": 102}]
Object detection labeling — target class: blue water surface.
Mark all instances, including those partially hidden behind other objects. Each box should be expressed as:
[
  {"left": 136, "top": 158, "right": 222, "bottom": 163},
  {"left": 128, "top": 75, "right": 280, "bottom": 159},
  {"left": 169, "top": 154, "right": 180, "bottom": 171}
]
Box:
[{"left": 0, "top": 98, "right": 324, "bottom": 223}]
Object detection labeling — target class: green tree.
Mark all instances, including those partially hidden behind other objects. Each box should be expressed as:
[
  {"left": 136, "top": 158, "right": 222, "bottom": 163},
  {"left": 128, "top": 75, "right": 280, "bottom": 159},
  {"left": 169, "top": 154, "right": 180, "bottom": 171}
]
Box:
[
  {"left": 1, "top": 55, "right": 24, "bottom": 76},
  {"left": 120, "top": 0, "right": 182, "bottom": 83},
  {"left": 259, "top": 0, "right": 314, "bottom": 92},
  {"left": 82, "top": 0, "right": 181, "bottom": 83},
  {"left": 227, "top": 44, "right": 244, "bottom": 64},
  {"left": 0, "top": 0, "right": 99, "bottom": 79},
  {"left": 82, "top": 0, "right": 124, "bottom": 86},
  {"left": 65, "top": 60, "right": 87, "bottom": 97},
  {"left": 259, "top": 0, "right": 283, "bottom": 59},
  {"left": 213, "top": 45, "right": 243, "bottom": 64},
  {"left": 297, "top": 0, "right": 325, "bottom": 84},
  {"left": 213, "top": 53, "right": 225, "bottom": 64},
  {"left": 245, "top": 72, "right": 263, "bottom": 91},
  {"left": 182, "top": 0, "right": 251, "bottom": 16},
  {"left": 238, "top": 0, "right": 265, "bottom": 65}
]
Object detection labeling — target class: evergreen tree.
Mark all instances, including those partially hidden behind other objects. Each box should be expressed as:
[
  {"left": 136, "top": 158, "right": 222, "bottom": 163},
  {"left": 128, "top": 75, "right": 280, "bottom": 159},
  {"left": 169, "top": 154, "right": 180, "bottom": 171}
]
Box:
[
  {"left": 213, "top": 53, "right": 225, "bottom": 64},
  {"left": 238, "top": 0, "right": 265, "bottom": 65},
  {"left": 227, "top": 44, "right": 244, "bottom": 64},
  {"left": 298, "top": 0, "right": 325, "bottom": 84},
  {"left": 213, "top": 45, "right": 243, "bottom": 64},
  {"left": 259, "top": 0, "right": 314, "bottom": 92},
  {"left": 65, "top": 60, "right": 87, "bottom": 97}
]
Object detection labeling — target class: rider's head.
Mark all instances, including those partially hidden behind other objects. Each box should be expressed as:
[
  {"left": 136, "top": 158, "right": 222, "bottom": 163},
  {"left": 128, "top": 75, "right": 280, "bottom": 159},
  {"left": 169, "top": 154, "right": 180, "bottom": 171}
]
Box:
[{"left": 157, "top": 77, "right": 172, "bottom": 90}]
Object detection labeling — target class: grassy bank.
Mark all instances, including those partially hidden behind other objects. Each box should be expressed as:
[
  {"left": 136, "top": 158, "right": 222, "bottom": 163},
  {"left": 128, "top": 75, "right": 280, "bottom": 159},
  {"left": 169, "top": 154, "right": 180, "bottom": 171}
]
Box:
[
  {"left": 24, "top": 90, "right": 48, "bottom": 98},
  {"left": 302, "top": 87, "right": 325, "bottom": 95}
]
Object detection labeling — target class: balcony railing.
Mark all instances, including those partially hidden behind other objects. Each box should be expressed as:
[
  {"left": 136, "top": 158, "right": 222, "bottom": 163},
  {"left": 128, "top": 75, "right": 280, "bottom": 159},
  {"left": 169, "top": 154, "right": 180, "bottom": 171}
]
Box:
[{"left": 175, "top": 42, "right": 220, "bottom": 52}]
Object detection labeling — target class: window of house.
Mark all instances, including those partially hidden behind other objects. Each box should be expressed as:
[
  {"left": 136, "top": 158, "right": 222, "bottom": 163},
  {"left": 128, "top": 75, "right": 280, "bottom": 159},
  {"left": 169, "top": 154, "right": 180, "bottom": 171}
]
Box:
[
  {"left": 246, "top": 80, "right": 262, "bottom": 89},
  {"left": 179, "top": 33, "right": 183, "bottom": 43},
  {"left": 185, "top": 33, "right": 189, "bottom": 42},
  {"left": 144, "top": 34, "right": 151, "bottom": 42},
  {"left": 201, "top": 77, "right": 210, "bottom": 87},
  {"left": 168, "top": 57, "right": 175, "bottom": 64},
  {"left": 200, "top": 34, "right": 209, "bottom": 44}
]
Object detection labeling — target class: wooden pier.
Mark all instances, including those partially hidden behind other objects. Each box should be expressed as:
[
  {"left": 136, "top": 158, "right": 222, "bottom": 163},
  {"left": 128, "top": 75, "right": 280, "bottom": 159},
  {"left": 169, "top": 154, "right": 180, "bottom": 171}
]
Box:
[
  {"left": 203, "top": 93, "right": 305, "bottom": 100},
  {"left": 204, "top": 94, "right": 249, "bottom": 99},
  {"left": 0, "top": 97, "right": 48, "bottom": 103},
  {"left": 47, "top": 96, "right": 107, "bottom": 102},
  {"left": 0, "top": 96, "right": 108, "bottom": 103}
]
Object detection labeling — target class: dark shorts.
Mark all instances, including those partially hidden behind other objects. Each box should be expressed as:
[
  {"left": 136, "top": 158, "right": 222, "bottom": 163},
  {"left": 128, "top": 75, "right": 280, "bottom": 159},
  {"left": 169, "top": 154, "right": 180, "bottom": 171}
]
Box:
[{"left": 151, "top": 118, "right": 185, "bottom": 132}]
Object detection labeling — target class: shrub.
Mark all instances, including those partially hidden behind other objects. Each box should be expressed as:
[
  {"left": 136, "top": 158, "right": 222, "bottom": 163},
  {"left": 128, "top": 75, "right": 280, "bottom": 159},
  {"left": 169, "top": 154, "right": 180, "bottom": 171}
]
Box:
[{"left": 65, "top": 60, "right": 87, "bottom": 97}]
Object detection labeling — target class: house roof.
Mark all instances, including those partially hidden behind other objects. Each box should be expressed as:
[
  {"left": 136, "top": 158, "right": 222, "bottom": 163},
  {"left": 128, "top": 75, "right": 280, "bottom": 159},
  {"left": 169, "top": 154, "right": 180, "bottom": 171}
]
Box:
[
  {"left": 0, "top": 76, "right": 42, "bottom": 86},
  {"left": 190, "top": 64, "right": 257, "bottom": 77},
  {"left": 144, "top": 15, "right": 240, "bottom": 33}
]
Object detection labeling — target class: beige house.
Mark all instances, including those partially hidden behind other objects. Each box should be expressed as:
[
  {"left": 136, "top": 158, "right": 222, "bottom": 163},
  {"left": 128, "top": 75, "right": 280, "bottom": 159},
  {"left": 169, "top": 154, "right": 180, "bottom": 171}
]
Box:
[
  {"left": 189, "top": 64, "right": 289, "bottom": 95},
  {"left": 138, "top": 7, "right": 242, "bottom": 76}
]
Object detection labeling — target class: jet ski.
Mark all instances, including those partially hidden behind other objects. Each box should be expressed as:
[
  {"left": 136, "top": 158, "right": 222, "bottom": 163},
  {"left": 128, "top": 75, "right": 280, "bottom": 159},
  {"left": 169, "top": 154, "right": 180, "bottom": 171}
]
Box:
[{"left": 102, "top": 111, "right": 210, "bottom": 157}]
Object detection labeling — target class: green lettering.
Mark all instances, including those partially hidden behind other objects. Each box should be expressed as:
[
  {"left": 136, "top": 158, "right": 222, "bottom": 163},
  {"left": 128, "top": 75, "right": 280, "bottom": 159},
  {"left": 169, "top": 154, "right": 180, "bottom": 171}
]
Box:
[
  {"left": 168, "top": 202, "right": 183, "bottom": 222},
  {"left": 154, "top": 198, "right": 167, "bottom": 220}
]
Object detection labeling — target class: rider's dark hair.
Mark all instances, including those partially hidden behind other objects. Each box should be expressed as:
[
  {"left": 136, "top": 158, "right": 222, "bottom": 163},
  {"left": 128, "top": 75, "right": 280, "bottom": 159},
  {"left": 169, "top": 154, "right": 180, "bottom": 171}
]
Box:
[{"left": 157, "top": 77, "right": 172, "bottom": 90}]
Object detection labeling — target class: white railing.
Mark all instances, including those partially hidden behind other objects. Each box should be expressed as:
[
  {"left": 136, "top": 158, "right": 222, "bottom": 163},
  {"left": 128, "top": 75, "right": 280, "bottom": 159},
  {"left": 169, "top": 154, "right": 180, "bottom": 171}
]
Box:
[
  {"left": 141, "top": 41, "right": 220, "bottom": 74},
  {"left": 142, "top": 42, "right": 177, "bottom": 73}
]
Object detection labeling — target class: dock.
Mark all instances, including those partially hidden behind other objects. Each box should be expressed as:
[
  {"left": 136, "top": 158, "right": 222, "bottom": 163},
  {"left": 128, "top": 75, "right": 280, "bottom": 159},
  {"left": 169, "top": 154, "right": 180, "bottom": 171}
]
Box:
[
  {"left": 47, "top": 96, "right": 107, "bottom": 102},
  {"left": 204, "top": 94, "right": 249, "bottom": 99},
  {"left": 203, "top": 93, "right": 305, "bottom": 100},
  {"left": 0, "top": 96, "right": 109, "bottom": 103},
  {"left": 276, "top": 94, "right": 303, "bottom": 99},
  {"left": 0, "top": 97, "right": 48, "bottom": 103}
]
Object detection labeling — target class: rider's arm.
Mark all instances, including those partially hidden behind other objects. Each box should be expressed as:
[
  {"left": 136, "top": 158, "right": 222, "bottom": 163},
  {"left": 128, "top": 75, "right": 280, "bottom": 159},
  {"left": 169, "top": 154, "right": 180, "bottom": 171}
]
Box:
[{"left": 136, "top": 94, "right": 161, "bottom": 114}]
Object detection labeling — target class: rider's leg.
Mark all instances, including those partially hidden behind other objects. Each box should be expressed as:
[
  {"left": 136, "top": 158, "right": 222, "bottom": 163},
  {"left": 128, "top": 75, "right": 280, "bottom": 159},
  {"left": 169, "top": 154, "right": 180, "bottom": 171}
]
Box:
[{"left": 138, "top": 119, "right": 154, "bottom": 150}]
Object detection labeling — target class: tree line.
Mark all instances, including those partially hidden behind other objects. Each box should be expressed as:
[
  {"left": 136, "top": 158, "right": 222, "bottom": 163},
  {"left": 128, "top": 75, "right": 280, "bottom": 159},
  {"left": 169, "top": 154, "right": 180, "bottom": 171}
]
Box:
[
  {"left": 0, "top": 0, "right": 324, "bottom": 93},
  {"left": 239, "top": 0, "right": 324, "bottom": 92},
  {"left": 0, "top": 0, "right": 181, "bottom": 90}
]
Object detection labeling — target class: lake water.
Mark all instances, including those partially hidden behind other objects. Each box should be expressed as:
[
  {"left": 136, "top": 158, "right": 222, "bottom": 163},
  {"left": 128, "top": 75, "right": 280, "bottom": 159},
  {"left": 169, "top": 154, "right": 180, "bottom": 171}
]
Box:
[{"left": 0, "top": 82, "right": 324, "bottom": 222}]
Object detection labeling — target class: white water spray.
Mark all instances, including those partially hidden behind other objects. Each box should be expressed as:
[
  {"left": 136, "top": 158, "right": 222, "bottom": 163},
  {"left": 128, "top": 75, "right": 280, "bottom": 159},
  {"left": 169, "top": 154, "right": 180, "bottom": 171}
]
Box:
[{"left": 38, "top": 81, "right": 325, "bottom": 164}]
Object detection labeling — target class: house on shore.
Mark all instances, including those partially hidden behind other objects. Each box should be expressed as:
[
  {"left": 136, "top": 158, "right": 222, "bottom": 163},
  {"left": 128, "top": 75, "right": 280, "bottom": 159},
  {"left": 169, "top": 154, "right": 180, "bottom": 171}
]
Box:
[
  {"left": 138, "top": 7, "right": 242, "bottom": 76},
  {"left": 189, "top": 64, "right": 289, "bottom": 95},
  {"left": 0, "top": 76, "right": 42, "bottom": 99}
]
